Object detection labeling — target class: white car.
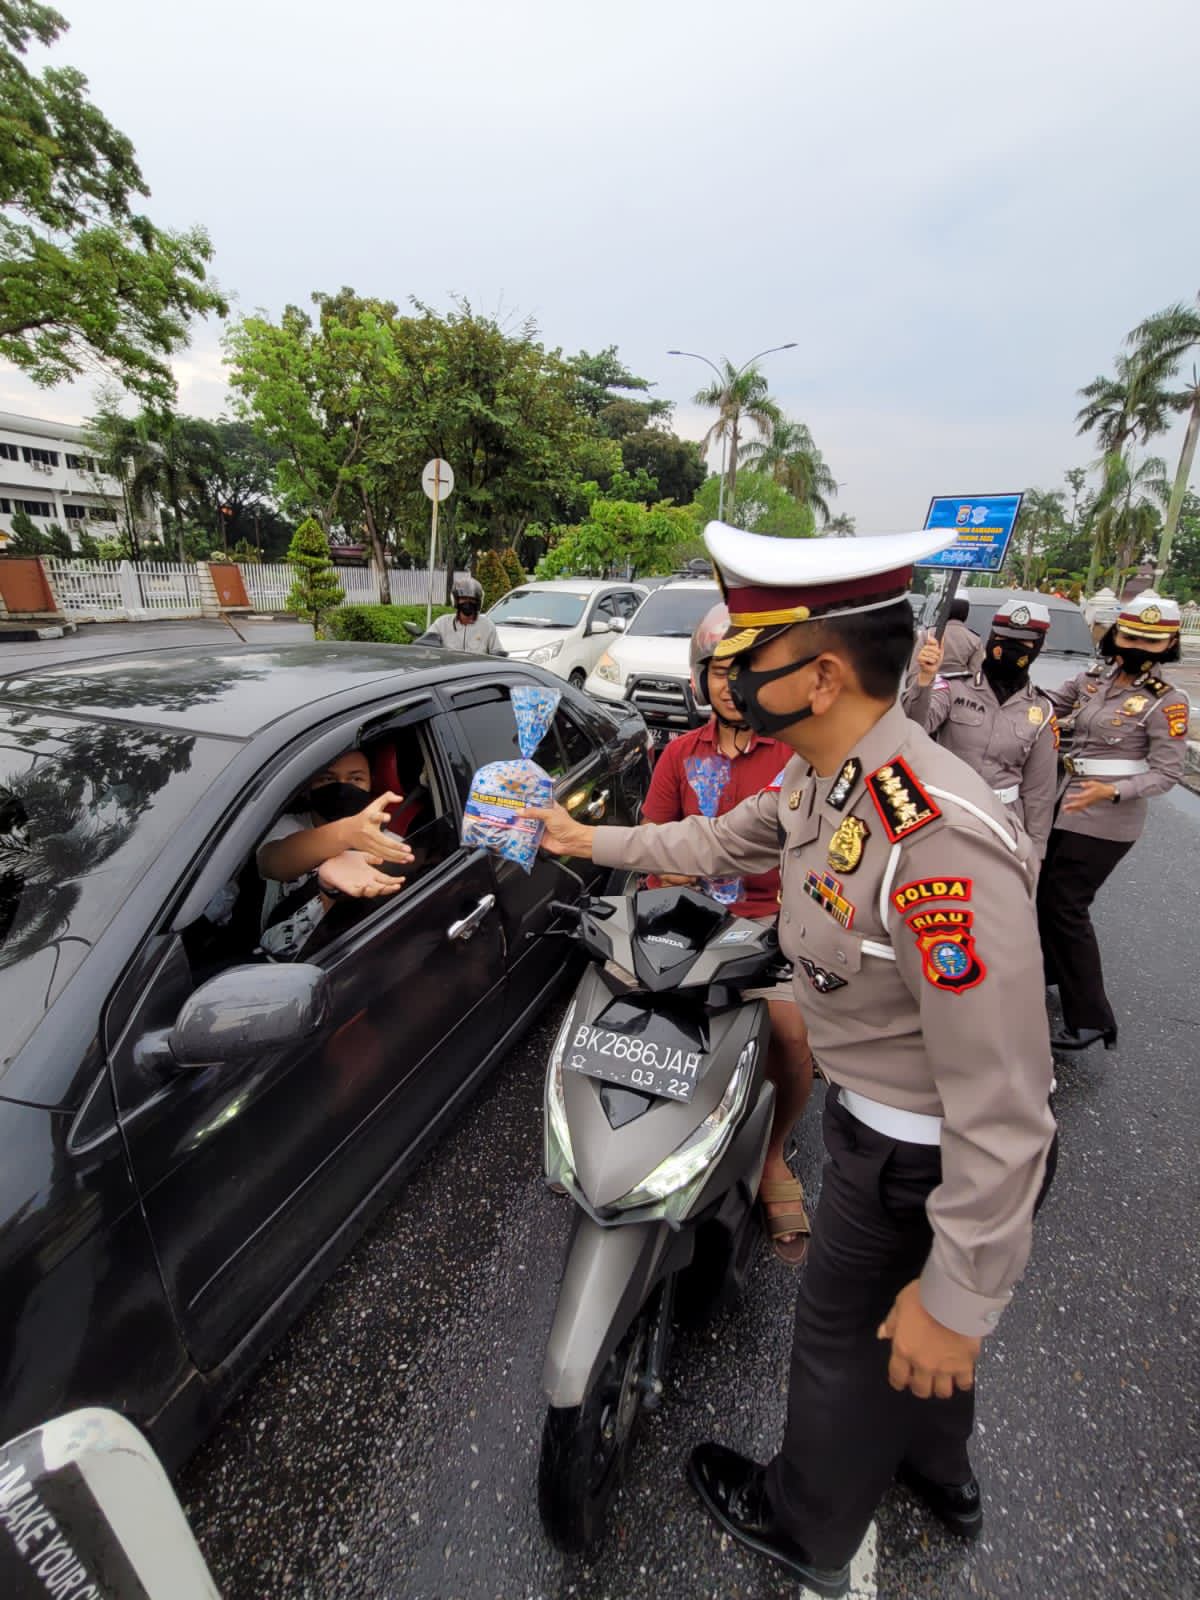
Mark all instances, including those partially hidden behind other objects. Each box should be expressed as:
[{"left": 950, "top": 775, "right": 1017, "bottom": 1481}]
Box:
[
  {"left": 489, "top": 580, "right": 646, "bottom": 686},
  {"left": 585, "top": 579, "right": 720, "bottom": 747}
]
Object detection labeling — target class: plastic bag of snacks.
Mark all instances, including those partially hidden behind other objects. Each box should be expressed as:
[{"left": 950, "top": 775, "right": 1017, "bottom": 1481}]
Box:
[
  {"left": 463, "top": 684, "right": 561, "bottom": 872},
  {"left": 683, "top": 754, "right": 743, "bottom": 906}
]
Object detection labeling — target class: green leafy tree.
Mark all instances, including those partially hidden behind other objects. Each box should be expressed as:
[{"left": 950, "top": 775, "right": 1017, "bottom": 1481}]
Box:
[
  {"left": 500, "top": 547, "right": 526, "bottom": 588},
  {"left": 536, "top": 498, "right": 695, "bottom": 580},
  {"left": 566, "top": 347, "right": 670, "bottom": 429},
  {"left": 687, "top": 469, "right": 815, "bottom": 540},
  {"left": 0, "top": 2, "right": 226, "bottom": 406},
  {"left": 475, "top": 550, "right": 511, "bottom": 609},
  {"left": 42, "top": 520, "right": 71, "bottom": 556},
  {"left": 826, "top": 513, "right": 856, "bottom": 537},
  {"left": 1159, "top": 492, "right": 1200, "bottom": 600},
  {"left": 619, "top": 428, "right": 706, "bottom": 506},
  {"left": 6, "top": 506, "right": 44, "bottom": 553},
  {"left": 75, "top": 526, "right": 100, "bottom": 559},
  {"left": 1009, "top": 488, "right": 1067, "bottom": 589},
  {"left": 1126, "top": 301, "right": 1200, "bottom": 580},
  {"left": 740, "top": 417, "right": 839, "bottom": 526},
  {"left": 693, "top": 360, "right": 781, "bottom": 510},
  {"left": 285, "top": 516, "right": 344, "bottom": 628}
]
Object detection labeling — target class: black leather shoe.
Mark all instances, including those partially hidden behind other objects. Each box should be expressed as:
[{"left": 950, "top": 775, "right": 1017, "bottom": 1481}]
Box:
[
  {"left": 897, "top": 1462, "right": 983, "bottom": 1539},
  {"left": 1050, "top": 1025, "right": 1117, "bottom": 1052},
  {"left": 687, "top": 1443, "right": 850, "bottom": 1596}
]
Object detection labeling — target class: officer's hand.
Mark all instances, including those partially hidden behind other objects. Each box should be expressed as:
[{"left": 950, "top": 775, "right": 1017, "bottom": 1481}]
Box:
[
  {"left": 658, "top": 873, "right": 698, "bottom": 887},
  {"left": 877, "top": 1280, "right": 980, "bottom": 1400},
  {"left": 335, "top": 794, "right": 415, "bottom": 864},
  {"left": 318, "top": 851, "right": 405, "bottom": 899},
  {"left": 916, "top": 639, "right": 944, "bottom": 687},
  {"left": 524, "top": 802, "right": 595, "bottom": 859},
  {"left": 1062, "top": 780, "right": 1117, "bottom": 813}
]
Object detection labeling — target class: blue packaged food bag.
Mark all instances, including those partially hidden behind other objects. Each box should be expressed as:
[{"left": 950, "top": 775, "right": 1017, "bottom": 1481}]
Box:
[
  {"left": 463, "top": 685, "right": 561, "bottom": 871},
  {"left": 684, "top": 753, "right": 743, "bottom": 907}
]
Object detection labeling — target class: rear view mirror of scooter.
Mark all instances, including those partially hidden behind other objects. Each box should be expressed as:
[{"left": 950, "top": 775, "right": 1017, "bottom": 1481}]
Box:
[{"left": 536, "top": 885, "right": 779, "bottom": 1552}]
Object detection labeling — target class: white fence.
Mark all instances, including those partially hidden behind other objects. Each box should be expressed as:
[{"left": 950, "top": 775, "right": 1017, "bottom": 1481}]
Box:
[
  {"left": 42, "top": 559, "right": 448, "bottom": 621},
  {"left": 44, "top": 559, "right": 202, "bottom": 621}
]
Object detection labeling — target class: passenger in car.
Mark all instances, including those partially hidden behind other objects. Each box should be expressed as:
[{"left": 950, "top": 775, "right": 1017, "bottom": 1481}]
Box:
[{"left": 256, "top": 749, "right": 414, "bottom": 959}]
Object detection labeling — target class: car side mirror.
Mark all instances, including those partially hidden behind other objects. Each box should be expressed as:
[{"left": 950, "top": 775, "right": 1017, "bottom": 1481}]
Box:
[
  {"left": 608, "top": 615, "right": 626, "bottom": 632},
  {"left": 589, "top": 617, "right": 613, "bottom": 635},
  {"left": 153, "top": 963, "right": 331, "bottom": 1071}
]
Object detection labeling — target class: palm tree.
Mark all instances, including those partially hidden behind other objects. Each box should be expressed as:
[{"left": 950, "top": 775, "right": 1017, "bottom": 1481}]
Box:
[
  {"left": 1088, "top": 455, "right": 1169, "bottom": 589},
  {"left": 693, "top": 360, "right": 781, "bottom": 515},
  {"left": 741, "top": 417, "right": 839, "bottom": 526},
  {"left": 826, "top": 513, "right": 856, "bottom": 537},
  {"left": 128, "top": 418, "right": 201, "bottom": 565},
  {"left": 1015, "top": 488, "right": 1067, "bottom": 589},
  {"left": 1127, "top": 300, "right": 1200, "bottom": 582}
]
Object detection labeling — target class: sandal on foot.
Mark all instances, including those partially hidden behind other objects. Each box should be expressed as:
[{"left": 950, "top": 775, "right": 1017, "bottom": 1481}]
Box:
[{"left": 759, "top": 1176, "right": 811, "bottom": 1266}]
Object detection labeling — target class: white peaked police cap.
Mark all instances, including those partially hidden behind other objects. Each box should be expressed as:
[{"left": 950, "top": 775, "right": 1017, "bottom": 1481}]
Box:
[{"left": 702, "top": 521, "right": 951, "bottom": 658}]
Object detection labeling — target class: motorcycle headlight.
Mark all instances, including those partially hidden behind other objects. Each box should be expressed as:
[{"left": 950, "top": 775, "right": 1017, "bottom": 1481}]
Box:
[
  {"left": 613, "top": 1039, "right": 757, "bottom": 1216},
  {"left": 530, "top": 640, "right": 563, "bottom": 665},
  {"left": 544, "top": 1001, "right": 577, "bottom": 1185},
  {"left": 593, "top": 651, "right": 622, "bottom": 685}
]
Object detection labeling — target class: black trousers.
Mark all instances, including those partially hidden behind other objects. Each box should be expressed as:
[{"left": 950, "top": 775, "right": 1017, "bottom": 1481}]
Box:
[
  {"left": 1037, "top": 827, "right": 1133, "bottom": 1035},
  {"left": 764, "top": 1091, "right": 1056, "bottom": 1569}
]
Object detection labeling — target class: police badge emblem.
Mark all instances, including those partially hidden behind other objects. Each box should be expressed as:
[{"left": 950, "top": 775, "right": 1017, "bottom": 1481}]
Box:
[
  {"left": 1010, "top": 605, "right": 1031, "bottom": 626},
  {"left": 1141, "top": 605, "right": 1162, "bottom": 625},
  {"left": 826, "top": 757, "right": 861, "bottom": 812},
  {"left": 827, "top": 816, "right": 868, "bottom": 874},
  {"left": 1027, "top": 705, "right": 1044, "bottom": 725},
  {"left": 1122, "top": 695, "right": 1148, "bottom": 715}
]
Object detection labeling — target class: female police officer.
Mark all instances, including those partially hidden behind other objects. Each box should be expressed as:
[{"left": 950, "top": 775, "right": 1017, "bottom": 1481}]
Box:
[{"left": 1039, "top": 591, "right": 1189, "bottom": 1051}]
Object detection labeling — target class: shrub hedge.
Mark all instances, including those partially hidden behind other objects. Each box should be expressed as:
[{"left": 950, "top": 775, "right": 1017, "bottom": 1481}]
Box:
[{"left": 326, "top": 603, "right": 453, "bottom": 643}]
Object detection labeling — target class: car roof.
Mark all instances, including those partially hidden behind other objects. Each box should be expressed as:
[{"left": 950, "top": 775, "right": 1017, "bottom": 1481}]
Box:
[
  {"left": 0, "top": 642, "right": 503, "bottom": 737},
  {"left": 955, "top": 586, "right": 1081, "bottom": 612},
  {"left": 506, "top": 578, "right": 645, "bottom": 593},
  {"left": 643, "top": 579, "right": 719, "bottom": 592}
]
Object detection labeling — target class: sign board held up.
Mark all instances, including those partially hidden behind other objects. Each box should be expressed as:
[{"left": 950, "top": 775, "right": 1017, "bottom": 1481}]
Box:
[{"left": 918, "top": 493, "right": 1023, "bottom": 575}]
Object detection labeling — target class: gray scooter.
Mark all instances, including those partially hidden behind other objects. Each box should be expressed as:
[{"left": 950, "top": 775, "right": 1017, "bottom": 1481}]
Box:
[{"left": 538, "top": 886, "right": 780, "bottom": 1550}]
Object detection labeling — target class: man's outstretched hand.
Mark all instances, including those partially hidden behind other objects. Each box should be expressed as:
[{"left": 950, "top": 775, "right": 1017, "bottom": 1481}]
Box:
[
  {"left": 877, "top": 1279, "right": 980, "bottom": 1399},
  {"left": 524, "top": 801, "right": 595, "bottom": 860}
]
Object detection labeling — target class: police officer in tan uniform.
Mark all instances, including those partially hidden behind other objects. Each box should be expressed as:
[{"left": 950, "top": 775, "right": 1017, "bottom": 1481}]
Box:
[
  {"left": 1038, "top": 591, "right": 1189, "bottom": 1052},
  {"left": 903, "top": 599, "right": 1059, "bottom": 856},
  {"left": 529, "top": 523, "right": 1057, "bottom": 1597}
]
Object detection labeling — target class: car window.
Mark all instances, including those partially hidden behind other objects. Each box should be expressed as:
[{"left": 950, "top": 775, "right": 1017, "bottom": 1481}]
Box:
[
  {"left": 625, "top": 587, "right": 718, "bottom": 638},
  {"left": 180, "top": 718, "right": 455, "bottom": 975},
  {"left": 0, "top": 712, "right": 233, "bottom": 1066},
  {"left": 617, "top": 591, "right": 643, "bottom": 618},
  {"left": 450, "top": 685, "right": 597, "bottom": 782},
  {"left": 594, "top": 594, "right": 619, "bottom": 620},
  {"left": 489, "top": 589, "right": 588, "bottom": 628}
]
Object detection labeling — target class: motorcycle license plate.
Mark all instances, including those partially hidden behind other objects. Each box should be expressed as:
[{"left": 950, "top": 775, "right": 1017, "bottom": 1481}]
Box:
[{"left": 564, "top": 1005, "right": 705, "bottom": 1102}]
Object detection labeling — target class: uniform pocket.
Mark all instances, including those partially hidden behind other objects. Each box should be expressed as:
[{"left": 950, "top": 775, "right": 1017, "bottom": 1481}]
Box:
[{"left": 948, "top": 701, "right": 986, "bottom": 727}]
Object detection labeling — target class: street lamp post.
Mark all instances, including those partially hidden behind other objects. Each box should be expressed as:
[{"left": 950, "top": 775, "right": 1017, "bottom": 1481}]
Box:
[{"left": 667, "top": 343, "right": 797, "bottom": 522}]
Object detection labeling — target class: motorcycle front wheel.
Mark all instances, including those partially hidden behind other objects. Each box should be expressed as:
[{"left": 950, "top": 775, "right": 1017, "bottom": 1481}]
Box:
[{"left": 537, "top": 1301, "right": 652, "bottom": 1551}]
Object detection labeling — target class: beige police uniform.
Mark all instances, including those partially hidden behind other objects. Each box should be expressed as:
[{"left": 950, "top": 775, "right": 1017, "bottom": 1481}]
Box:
[
  {"left": 594, "top": 699, "right": 1055, "bottom": 1334},
  {"left": 903, "top": 673, "right": 1059, "bottom": 855}
]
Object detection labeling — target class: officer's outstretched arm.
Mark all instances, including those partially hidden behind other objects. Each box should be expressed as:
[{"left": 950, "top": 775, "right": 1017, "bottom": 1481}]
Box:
[
  {"left": 888, "top": 818, "right": 1056, "bottom": 1340},
  {"left": 530, "top": 789, "right": 782, "bottom": 880}
]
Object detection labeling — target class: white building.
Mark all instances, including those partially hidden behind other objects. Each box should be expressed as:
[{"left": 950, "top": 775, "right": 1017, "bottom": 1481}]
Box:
[{"left": 0, "top": 410, "right": 153, "bottom": 551}]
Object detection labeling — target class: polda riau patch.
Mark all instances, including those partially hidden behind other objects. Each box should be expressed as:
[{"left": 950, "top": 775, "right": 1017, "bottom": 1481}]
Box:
[
  {"left": 914, "top": 926, "right": 986, "bottom": 994},
  {"left": 1165, "top": 702, "right": 1189, "bottom": 737},
  {"left": 865, "top": 758, "right": 941, "bottom": 843}
]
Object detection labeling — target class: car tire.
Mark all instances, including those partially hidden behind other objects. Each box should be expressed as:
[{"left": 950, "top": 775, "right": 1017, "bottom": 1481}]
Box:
[{"left": 568, "top": 669, "right": 587, "bottom": 689}]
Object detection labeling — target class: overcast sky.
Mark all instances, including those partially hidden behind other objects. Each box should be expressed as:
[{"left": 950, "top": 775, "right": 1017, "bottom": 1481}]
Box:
[{"left": 3, "top": 0, "right": 1197, "bottom": 529}]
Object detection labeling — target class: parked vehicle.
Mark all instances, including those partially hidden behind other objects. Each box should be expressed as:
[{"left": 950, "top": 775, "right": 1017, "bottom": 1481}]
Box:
[
  {"left": 918, "top": 586, "right": 1095, "bottom": 690},
  {"left": 0, "top": 642, "right": 650, "bottom": 1466},
  {"left": 537, "top": 886, "right": 779, "bottom": 1550},
  {"left": 584, "top": 580, "right": 720, "bottom": 748},
  {"left": 489, "top": 580, "right": 646, "bottom": 686}
]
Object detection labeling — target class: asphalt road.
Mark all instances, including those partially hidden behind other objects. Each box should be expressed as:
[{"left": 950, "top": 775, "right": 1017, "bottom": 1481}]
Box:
[
  {"left": 174, "top": 786, "right": 1200, "bottom": 1600},
  {"left": 0, "top": 616, "right": 315, "bottom": 672}
]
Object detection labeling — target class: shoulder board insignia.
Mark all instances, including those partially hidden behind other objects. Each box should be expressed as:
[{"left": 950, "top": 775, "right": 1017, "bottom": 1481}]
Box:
[
  {"left": 826, "top": 757, "right": 862, "bottom": 812},
  {"left": 1144, "top": 678, "right": 1169, "bottom": 699},
  {"left": 865, "top": 757, "right": 941, "bottom": 843}
]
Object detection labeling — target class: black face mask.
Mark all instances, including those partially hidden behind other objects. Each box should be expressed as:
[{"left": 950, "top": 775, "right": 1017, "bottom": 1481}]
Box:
[
  {"left": 729, "top": 652, "right": 820, "bottom": 736},
  {"left": 982, "top": 635, "right": 1036, "bottom": 700},
  {"left": 456, "top": 601, "right": 480, "bottom": 621},
  {"left": 1115, "top": 644, "right": 1161, "bottom": 679},
  {"left": 307, "top": 781, "right": 369, "bottom": 822}
]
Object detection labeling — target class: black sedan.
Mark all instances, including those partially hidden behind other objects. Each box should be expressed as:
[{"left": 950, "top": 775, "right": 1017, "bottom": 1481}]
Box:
[{"left": 0, "top": 642, "right": 650, "bottom": 1465}]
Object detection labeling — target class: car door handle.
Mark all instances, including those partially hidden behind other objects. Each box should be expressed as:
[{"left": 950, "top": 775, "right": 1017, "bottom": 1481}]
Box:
[
  {"left": 585, "top": 788, "right": 610, "bottom": 820},
  {"left": 448, "top": 894, "right": 496, "bottom": 941}
]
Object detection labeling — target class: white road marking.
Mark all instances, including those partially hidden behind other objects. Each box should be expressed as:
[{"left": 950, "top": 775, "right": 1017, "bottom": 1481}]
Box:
[{"left": 796, "top": 1519, "right": 878, "bottom": 1600}]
